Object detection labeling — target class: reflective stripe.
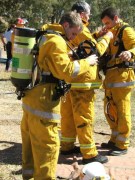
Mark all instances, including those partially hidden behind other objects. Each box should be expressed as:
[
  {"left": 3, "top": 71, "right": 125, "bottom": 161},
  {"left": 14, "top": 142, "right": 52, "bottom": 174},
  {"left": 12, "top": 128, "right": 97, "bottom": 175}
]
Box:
[
  {"left": 61, "top": 136, "right": 76, "bottom": 142},
  {"left": 22, "top": 103, "right": 61, "bottom": 120},
  {"left": 22, "top": 169, "right": 34, "bottom": 175},
  {"left": 42, "top": 71, "right": 51, "bottom": 75},
  {"left": 71, "top": 82, "right": 102, "bottom": 89},
  {"left": 101, "top": 39, "right": 108, "bottom": 48},
  {"left": 116, "top": 135, "right": 128, "bottom": 142},
  {"left": 80, "top": 143, "right": 96, "bottom": 149},
  {"left": 107, "top": 81, "right": 135, "bottom": 88},
  {"left": 112, "top": 130, "right": 119, "bottom": 137},
  {"left": 72, "top": 60, "right": 80, "bottom": 77}
]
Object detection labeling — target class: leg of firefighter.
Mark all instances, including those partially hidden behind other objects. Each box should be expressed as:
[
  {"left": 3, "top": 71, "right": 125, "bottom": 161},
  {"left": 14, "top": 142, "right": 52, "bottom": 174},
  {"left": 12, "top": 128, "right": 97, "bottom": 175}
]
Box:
[
  {"left": 104, "top": 89, "right": 118, "bottom": 144},
  {"left": 70, "top": 89, "right": 98, "bottom": 159},
  {"left": 104, "top": 88, "right": 132, "bottom": 149},
  {"left": 21, "top": 111, "right": 60, "bottom": 180},
  {"left": 61, "top": 92, "right": 77, "bottom": 151},
  {"left": 21, "top": 110, "right": 34, "bottom": 180},
  {"left": 111, "top": 88, "right": 132, "bottom": 149}
]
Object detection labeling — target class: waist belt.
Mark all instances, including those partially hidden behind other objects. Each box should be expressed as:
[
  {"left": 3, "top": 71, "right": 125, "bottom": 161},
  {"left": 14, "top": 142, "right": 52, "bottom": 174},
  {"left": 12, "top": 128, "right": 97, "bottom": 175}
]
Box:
[
  {"left": 41, "top": 74, "right": 59, "bottom": 83},
  {"left": 107, "top": 61, "right": 135, "bottom": 70}
]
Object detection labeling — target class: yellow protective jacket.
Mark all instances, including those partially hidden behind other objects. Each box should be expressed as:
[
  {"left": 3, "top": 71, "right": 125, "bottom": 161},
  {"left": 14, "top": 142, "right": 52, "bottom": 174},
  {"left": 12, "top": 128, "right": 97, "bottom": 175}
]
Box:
[
  {"left": 38, "top": 24, "right": 94, "bottom": 82},
  {"left": 104, "top": 21, "right": 135, "bottom": 89},
  {"left": 41, "top": 23, "right": 62, "bottom": 32},
  {"left": 68, "top": 21, "right": 112, "bottom": 89},
  {"left": 41, "top": 23, "right": 106, "bottom": 89}
]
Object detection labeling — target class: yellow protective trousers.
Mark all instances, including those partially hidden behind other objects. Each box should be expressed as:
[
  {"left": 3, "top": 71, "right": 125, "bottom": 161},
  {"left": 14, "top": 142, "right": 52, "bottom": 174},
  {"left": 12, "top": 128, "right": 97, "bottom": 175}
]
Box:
[
  {"left": 61, "top": 89, "right": 98, "bottom": 159},
  {"left": 104, "top": 88, "right": 132, "bottom": 149},
  {"left": 21, "top": 83, "right": 61, "bottom": 180},
  {"left": 21, "top": 109, "right": 60, "bottom": 180}
]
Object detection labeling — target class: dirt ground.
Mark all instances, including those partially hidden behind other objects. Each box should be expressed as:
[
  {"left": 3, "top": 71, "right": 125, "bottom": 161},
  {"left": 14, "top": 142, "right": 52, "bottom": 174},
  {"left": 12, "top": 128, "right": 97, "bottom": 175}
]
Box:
[{"left": 0, "top": 46, "right": 135, "bottom": 179}]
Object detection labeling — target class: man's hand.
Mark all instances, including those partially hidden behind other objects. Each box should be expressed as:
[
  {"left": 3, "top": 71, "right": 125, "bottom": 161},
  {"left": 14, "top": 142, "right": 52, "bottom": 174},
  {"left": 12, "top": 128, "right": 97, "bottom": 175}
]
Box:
[
  {"left": 97, "top": 28, "right": 113, "bottom": 39},
  {"left": 98, "top": 26, "right": 108, "bottom": 37},
  {"left": 105, "top": 31, "right": 113, "bottom": 39},
  {"left": 86, "top": 54, "right": 98, "bottom": 65},
  {"left": 119, "top": 51, "right": 132, "bottom": 61}
]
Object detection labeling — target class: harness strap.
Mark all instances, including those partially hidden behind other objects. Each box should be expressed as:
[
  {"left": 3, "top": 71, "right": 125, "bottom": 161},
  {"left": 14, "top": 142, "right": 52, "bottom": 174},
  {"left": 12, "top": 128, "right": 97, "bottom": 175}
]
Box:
[
  {"left": 115, "top": 25, "right": 130, "bottom": 58},
  {"left": 106, "top": 61, "right": 135, "bottom": 70},
  {"left": 107, "top": 81, "right": 135, "bottom": 88},
  {"left": 41, "top": 74, "right": 59, "bottom": 83}
]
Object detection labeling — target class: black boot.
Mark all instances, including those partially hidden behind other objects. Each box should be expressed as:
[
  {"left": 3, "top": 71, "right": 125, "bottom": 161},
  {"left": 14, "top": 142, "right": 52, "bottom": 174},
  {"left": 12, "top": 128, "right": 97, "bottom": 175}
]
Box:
[
  {"left": 82, "top": 154, "right": 108, "bottom": 164},
  {"left": 101, "top": 141, "right": 115, "bottom": 149},
  {"left": 60, "top": 146, "right": 81, "bottom": 155},
  {"left": 108, "top": 146, "right": 127, "bottom": 156}
]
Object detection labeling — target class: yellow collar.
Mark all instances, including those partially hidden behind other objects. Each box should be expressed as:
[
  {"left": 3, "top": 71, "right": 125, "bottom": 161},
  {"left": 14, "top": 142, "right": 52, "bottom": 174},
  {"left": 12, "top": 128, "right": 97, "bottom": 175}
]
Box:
[{"left": 41, "top": 23, "right": 65, "bottom": 35}]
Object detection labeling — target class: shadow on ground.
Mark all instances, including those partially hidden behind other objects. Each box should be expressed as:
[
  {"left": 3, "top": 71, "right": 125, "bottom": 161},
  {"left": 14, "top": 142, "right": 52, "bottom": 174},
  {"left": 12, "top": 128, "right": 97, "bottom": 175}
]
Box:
[{"left": 0, "top": 141, "right": 22, "bottom": 165}]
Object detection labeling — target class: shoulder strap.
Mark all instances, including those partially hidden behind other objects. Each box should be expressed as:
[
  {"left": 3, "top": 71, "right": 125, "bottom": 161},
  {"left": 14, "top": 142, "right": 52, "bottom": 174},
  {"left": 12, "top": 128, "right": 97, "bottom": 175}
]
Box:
[
  {"left": 118, "top": 25, "right": 130, "bottom": 40},
  {"left": 115, "top": 25, "right": 130, "bottom": 57}
]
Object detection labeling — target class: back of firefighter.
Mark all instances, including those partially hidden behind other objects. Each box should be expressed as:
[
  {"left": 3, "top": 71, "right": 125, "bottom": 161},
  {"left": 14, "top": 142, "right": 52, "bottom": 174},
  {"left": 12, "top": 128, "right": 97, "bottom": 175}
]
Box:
[
  {"left": 21, "top": 11, "right": 101, "bottom": 180},
  {"left": 60, "top": 1, "right": 113, "bottom": 164},
  {"left": 100, "top": 7, "right": 135, "bottom": 156}
]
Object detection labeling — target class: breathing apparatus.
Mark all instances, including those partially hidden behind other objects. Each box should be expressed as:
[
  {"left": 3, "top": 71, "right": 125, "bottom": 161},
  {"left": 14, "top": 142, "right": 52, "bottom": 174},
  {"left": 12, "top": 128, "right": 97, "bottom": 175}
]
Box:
[
  {"left": 11, "top": 27, "right": 37, "bottom": 99},
  {"left": 71, "top": 38, "right": 116, "bottom": 76},
  {"left": 11, "top": 27, "right": 71, "bottom": 100},
  {"left": 69, "top": 39, "right": 98, "bottom": 60},
  {"left": 74, "top": 40, "right": 99, "bottom": 59}
]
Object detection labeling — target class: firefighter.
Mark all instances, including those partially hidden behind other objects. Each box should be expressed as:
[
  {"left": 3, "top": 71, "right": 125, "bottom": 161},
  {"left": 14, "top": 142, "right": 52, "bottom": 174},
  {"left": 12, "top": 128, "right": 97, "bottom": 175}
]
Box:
[
  {"left": 60, "top": 1, "right": 113, "bottom": 164},
  {"left": 21, "top": 11, "right": 99, "bottom": 180},
  {"left": 100, "top": 7, "right": 135, "bottom": 156}
]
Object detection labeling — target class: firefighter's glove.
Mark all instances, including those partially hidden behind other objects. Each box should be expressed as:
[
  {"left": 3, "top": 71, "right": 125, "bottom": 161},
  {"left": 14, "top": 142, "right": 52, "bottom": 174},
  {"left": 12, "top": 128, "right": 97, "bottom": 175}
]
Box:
[
  {"left": 86, "top": 54, "right": 98, "bottom": 66},
  {"left": 119, "top": 51, "right": 132, "bottom": 61}
]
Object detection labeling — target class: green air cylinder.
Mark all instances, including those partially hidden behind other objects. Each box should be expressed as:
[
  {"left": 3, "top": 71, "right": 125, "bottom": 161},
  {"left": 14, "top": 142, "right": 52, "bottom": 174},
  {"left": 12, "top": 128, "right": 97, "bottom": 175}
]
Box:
[{"left": 11, "top": 27, "right": 36, "bottom": 91}]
